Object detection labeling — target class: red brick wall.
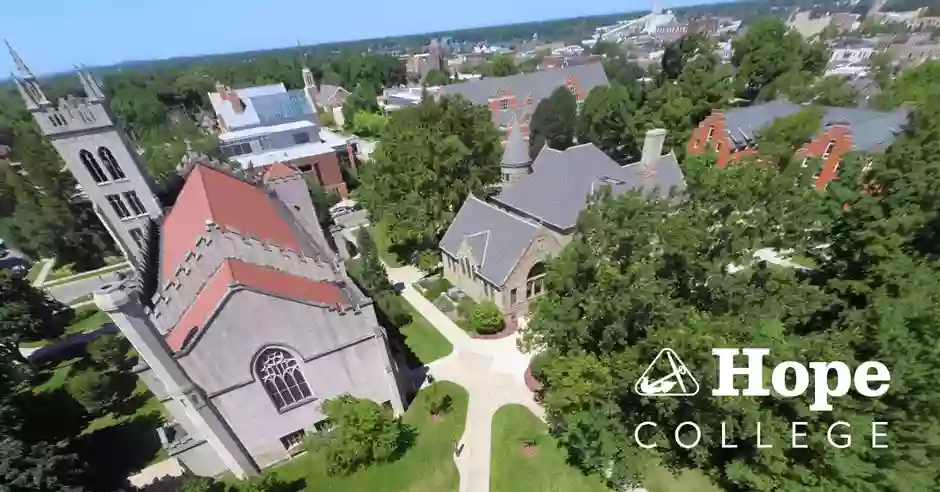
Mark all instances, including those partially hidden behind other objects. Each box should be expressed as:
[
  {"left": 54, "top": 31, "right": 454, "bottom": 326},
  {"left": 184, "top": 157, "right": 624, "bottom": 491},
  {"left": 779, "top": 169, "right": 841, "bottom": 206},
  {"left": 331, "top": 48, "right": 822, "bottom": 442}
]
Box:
[
  {"left": 687, "top": 111, "right": 739, "bottom": 167},
  {"left": 285, "top": 152, "right": 349, "bottom": 197},
  {"left": 796, "top": 126, "right": 852, "bottom": 190}
]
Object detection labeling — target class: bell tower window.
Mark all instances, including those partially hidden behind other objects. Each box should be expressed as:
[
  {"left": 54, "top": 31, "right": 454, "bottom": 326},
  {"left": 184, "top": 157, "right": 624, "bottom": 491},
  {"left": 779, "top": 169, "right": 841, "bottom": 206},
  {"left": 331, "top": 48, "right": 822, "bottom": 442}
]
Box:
[
  {"left": 98, "top": 146, "right": 126, "bottom": 180},
  {"left": 80, "top": 149, "right": 108, "bottom": 183}
]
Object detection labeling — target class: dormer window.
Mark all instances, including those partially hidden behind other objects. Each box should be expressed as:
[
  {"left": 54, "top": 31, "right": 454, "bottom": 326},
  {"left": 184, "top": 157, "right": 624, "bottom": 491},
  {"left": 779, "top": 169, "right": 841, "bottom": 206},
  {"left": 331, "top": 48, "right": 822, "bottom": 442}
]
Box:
[{"left": 822, "top": 140, "right": 836, "bottom": 159}]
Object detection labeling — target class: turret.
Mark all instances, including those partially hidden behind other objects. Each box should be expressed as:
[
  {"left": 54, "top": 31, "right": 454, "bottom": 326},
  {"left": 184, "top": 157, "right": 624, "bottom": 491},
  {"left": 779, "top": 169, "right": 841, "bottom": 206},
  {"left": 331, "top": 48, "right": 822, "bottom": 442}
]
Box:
[
  {"left": 6, "top": 40, "right": 50, "bottom": 111},
  {"left": 501, "top": 116, "right": 532, "bottom": 184}
]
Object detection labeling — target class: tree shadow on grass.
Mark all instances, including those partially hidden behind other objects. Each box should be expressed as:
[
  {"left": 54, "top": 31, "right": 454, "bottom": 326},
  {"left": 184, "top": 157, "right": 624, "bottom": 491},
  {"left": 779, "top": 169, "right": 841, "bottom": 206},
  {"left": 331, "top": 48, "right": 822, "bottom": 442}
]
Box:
[
  {"left": 16, "top": 387, "right": 90, "bottom": 444},
  {"left": 389, "top": 422, "right": 418, "bottom": 462},
  {"left": 72, "top": 412, "right": 165, "bottom": 491}
]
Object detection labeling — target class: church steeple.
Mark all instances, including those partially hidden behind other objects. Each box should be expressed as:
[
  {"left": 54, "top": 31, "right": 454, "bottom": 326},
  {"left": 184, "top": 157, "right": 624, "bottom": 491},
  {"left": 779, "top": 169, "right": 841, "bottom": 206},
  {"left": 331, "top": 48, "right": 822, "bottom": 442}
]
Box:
[
  {"left": 501, "top": 116, "right": 532, "bottom": 184},
  {"left": 6, "top": 40, "right": 50, "bottom": 110},
  {"left": 76, "top": 64, "right": 105, "bottom": 102}
]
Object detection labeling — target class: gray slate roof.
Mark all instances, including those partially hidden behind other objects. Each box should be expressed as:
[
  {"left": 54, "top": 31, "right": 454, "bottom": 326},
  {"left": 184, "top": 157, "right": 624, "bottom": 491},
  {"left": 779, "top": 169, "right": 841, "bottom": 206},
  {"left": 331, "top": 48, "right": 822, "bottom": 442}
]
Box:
[
  {"left": 440, "top": 143, "right": 687, "bottom": 286},
  {"left": 443, "top": 63, "right": 609, "bottom": 127},
  {"left": 439, "top": 195, "right": 540, "bottom": 285},
  {"left": 723, "top": 101, "right": 910, "bottom": 153},
  {"left": 501, "top": 117, "right": 530, "bottom": 168},
  {"left": 493, "top": 144, "right": 687, "bottom": 231}
]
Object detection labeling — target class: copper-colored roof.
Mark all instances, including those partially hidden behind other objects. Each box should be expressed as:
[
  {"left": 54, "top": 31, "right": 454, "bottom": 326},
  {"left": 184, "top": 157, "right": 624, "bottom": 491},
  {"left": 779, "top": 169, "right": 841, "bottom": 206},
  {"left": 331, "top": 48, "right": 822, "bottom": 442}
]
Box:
[
  {"left": 263, "top": 162, "right": 300, "bottom": 182},
  {"left": 161, "top": 165, "right": 303, "bottom": 278},
  {"left": 165, "top": 259, "right": 347, "bottom": 352}
]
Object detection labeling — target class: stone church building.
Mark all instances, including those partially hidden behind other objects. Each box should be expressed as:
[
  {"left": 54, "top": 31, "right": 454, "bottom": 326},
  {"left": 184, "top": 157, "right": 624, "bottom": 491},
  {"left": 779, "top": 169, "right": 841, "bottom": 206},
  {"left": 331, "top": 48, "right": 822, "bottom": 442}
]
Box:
[{"left": 9, "top": 46, "right": 407, "bottom": 477}]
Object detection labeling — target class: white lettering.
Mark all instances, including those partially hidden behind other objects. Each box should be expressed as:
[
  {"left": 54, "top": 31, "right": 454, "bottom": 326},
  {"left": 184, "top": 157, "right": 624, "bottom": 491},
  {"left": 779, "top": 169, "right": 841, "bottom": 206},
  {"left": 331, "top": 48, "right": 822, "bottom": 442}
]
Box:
[
  {"left": 756, "top": 422, "right": 772, "bottom": 448},
  {"left": 772, "top": 361, "right": 810, "bottom": 397},
  {"left": 674, "top": 422, "right": 701, "bottom": 449},
  {"left": 872, "top": 421, "right": 888, "bottom": 449},
  {"left": 635, "top": 422, "right": 657, "bottom": 449},
  {"left": 808, "top": 361, "right": 852, "bottom": 411},
  {"left": 827, "top": 421, "right": 851, "bottom": 448},
  {"left": 791, "top": 421, "right": 808, "bottom": 448},
  {"left": 712, "top": 348, "right": 771, "bottom": 397},
  {"left": 855, "top": 362, "right": 891, "bottom": 398},
  {"left": 720, "top": 421, "right": 737, "bottom": 448}
]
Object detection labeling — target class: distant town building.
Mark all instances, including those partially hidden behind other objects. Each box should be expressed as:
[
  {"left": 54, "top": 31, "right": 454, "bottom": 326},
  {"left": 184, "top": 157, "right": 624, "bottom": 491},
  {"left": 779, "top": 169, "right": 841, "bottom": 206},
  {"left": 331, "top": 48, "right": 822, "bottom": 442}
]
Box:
[
  {"left": 207, "top": 67, "right": 357, "bottom": 197},
  {"left": 654, "top": 22, "right": 689, "bottom": 44},
  {"left": 440, "top": 129, "right": 684, "bottom": 327},
  {"left": 441, "top": 63, "right": 609, "bottom": 134},
  {"left": 688, "top": 101, "right": 910, "bottom": 190}
]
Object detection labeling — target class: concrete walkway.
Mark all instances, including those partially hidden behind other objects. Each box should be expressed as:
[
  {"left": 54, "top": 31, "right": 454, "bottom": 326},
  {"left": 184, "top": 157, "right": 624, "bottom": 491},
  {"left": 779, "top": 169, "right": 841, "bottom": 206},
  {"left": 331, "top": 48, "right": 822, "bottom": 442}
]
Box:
[
  {"left": 31, "top": 258, "right": 55, "bottom": 287},
  {"left": 388, "top": 265, "right": 542, "bottom": 492}
]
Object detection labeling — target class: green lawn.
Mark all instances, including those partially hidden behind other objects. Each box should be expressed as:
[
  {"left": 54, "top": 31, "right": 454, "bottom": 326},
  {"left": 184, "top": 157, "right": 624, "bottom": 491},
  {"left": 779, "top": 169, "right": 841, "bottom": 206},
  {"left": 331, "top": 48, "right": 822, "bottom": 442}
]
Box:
[
  {"left": 44, "top": 262, "right": 129, "bottom": 286},
  {"left": 399, "top": 301, "right": 452, "bottom": 364},
  {"left": 26, "top": 260, "right": 47, "bottom": 283},
  {"left": 491, "top": 405, "right": 723, "bottom": 492},
  {"left": 490, "top": 405, "right": 610, "bottom": 492},
  {"left": 371, "top": 222, "right": 402, "bottom": 267},
  {"left": 269, "top": 381, "right": 468, "bottom": 492},
  {"left": 20, "top": 308, "right": 111, "bottom": 349}
]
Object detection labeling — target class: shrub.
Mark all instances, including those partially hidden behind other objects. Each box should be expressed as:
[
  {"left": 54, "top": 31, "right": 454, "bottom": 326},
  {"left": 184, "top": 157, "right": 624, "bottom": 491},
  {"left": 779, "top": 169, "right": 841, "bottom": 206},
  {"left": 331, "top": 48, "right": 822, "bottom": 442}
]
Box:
[
  {"left": 469, "top": 302, "right": 504, "bottom": 335},
  {"left": 456, "top": 297, "right": 476, "bottom": 319},
  {"left": 428, "top": 391, "right": 453, "bottom": 416},
  {"left": 423, "top": 277, "right": 453, "bottom": 301},
  {"left": 239, "top": 475, "right": 290, "bottom": 492},
  {"left": 86, "top": 333, "right": 129, "bottom": 369},
  {"left": 530, "top": 350, "right": 554, "bottom": 382},
  {"left": 179, "top": 476, "right": 225, "bottom": 492},
  {"left": 66, "top": 368, "right": 118, "bottom": 415},
  {"left": 321, "top": 395, "right": 409, "bottom": 475},
  {"left": 71, "top": 306, "right": 99, "bottom": 324}
]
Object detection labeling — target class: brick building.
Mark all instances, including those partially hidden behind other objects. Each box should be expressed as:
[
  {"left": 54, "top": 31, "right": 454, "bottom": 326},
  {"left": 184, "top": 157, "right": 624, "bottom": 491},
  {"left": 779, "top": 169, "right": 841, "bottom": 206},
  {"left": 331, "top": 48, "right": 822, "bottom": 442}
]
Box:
[
  {"left": 687, "top": 101, "right": 909, "bottom": 189},
  {"left": 441, "top": 63, "right": 609, "bottom": 136}
]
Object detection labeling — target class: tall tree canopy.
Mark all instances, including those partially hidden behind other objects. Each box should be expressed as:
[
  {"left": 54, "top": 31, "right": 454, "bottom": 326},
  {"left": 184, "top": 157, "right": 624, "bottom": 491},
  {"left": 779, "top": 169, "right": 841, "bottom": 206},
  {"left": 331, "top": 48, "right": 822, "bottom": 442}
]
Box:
[
  {"left": 576, "top": 85, "right": 640, "bottom": 164},
  {"left": 355, "top": 95, "right": 501, "bottom": 260},
  {"left": 732, "top": 17, "right": 828, "bottom": 99},
  {"left": 523, "top": 100, "right": 940, "bottom": 491},
  {"left": 529, "top": 86, "right": 578, "bottom": 158}
]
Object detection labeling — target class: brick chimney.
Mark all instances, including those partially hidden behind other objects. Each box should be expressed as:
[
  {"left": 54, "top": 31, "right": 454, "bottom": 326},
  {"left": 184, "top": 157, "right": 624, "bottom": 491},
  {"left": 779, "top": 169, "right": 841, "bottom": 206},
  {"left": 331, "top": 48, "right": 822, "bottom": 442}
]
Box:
[
  {"left": 641, "top": 128, "right": 667, "bottom": 167},
  {"left": 215, "top": 83, "right": 244, "bottom": 114}
]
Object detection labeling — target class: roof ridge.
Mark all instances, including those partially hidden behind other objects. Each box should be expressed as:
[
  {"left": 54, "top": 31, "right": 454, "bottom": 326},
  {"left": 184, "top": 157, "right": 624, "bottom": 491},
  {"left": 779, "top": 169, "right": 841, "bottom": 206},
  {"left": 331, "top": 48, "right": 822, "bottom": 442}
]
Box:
[{"left": 470, "top": 194, "right": 540, "bottom": 229}]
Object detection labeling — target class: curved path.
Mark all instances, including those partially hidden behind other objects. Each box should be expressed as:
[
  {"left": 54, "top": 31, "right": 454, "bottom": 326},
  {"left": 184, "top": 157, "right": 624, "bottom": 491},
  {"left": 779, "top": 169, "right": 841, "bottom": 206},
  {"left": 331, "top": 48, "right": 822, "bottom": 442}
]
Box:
[{"left": 387, "top": 265, "right": 543, "bottom": 492}]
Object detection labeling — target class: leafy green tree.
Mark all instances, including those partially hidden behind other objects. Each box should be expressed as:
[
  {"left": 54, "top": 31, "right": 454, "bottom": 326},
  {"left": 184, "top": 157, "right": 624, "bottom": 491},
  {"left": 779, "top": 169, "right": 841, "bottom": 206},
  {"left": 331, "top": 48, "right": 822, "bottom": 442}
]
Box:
[
  {"left": 0, "top": 272, "right": 65, "bottom": 364},
  {"left": 239, "top": 474, "right": 291, "bottom": 492},
  {"left": 732, "top": 17, "right": 827, "bottom": 99},
  {"left": 356, "top": 96, "right": 501, "bottom": 260},
  {"left": 482, "top": 54, "right": 518, "bottom": 77},
  {"left": 577, "top": 85, "right": 639, "bottom": 163},
  {"left": 350, "top": 111, "right": 389, "bottom": 138},
  {"left": 0, "top": 438, "right": 87, "bottom": 492},
  {"left": 468, "top": 301, "right": 504, "bottom": 334},
  {"left": 321, "top": 395, "right": 407, "bottom": 475},
  {"left": 423, "top": 69, "right": 450, "bottom": 86},
  {"left": 342, "top": 83, "right": 381, "bottom": 130},
  {"left": 529, "top": 87, "right": 578, "bottom": 158},
  {"left": 355, "top": 228, "right": 392, "bottom": 295},
  {"left": 755, "top": 106, "right": 824, "bottom": 169},
  {"left": 86, "top": 334, "right": 129, "bottom": 370},
  {"left": 66, "top": 368, "right": 118, "bottom": 416},
  {"left": 660, "top": 33, "right": 710, "bottom": 81},
  {"left": 878, "top": 60, "right": 940, "bottom": 108}
]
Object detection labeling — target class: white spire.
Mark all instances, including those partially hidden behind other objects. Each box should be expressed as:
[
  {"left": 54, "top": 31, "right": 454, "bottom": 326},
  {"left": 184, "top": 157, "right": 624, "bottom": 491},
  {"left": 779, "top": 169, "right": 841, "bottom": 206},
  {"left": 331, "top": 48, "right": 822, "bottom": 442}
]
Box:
[{"left": 5, "top": 39, "right": 34, "bottom": 78}]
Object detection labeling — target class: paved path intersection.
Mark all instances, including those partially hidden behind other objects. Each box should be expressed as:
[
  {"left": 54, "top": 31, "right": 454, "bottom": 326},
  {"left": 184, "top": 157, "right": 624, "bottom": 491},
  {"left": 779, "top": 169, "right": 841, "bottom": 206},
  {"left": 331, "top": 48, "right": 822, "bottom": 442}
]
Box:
[{"left": 387, "top": 265, "right": 543, "bottom": 492}]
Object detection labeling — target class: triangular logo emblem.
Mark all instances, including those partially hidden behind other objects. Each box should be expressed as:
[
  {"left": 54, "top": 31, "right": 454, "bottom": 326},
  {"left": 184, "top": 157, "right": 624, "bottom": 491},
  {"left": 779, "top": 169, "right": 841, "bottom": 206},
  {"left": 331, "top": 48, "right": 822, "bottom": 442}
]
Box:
[{"left": 634, "top": 348, "right": 699, "bottom": 396}]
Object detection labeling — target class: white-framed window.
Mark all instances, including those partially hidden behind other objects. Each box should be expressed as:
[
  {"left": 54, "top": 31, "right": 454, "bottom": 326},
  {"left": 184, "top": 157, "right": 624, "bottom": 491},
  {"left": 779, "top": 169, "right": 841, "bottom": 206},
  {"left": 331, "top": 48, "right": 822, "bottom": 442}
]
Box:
[
  {"left": 705, "top": 126, "right": 714, "bottom": 143},
  {"left": 98, "top": 147, "right": 126, "bottom": 180},
  {"left": 106, "top": 194, "right": 131, "bottom": 219},
  {"left": 510, "top": 288, "right": 518, "bottom": 305},
  {"left": 129, "top": 227, "right": 145, "bottom": 248},
  {"left": 123, "top": 191, "right": 147, "bottom": 216},
  {"left": 499, "top": 99, "right": 509, "bottom": 110},
  {"left": 822, "top": 139, "right": 836, "bottom": 159},
  {"left": 279, "top": 429, "right": 306, "bottom": 451},
  {"left": 525, "top": 262, "right": 546, "bottom": 299},
  {"left": 256, "top": 348, "right": 313, "bottom": 411},
  {"left": 80, "top": 149, "right": 109, "bottom": 183}
]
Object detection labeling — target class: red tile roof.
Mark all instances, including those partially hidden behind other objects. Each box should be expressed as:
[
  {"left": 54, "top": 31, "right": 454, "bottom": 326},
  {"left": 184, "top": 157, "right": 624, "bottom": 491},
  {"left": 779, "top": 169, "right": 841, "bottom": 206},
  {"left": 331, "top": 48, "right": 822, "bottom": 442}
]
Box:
[
  {"left": 263, "top": 162, "right": 300, "bottom": 182},
  {"left": 161, "top": 165, "right": 304, "bottom": 278},
  {"left": 165, "top": 259, "right": 348, "bottom": 352}
]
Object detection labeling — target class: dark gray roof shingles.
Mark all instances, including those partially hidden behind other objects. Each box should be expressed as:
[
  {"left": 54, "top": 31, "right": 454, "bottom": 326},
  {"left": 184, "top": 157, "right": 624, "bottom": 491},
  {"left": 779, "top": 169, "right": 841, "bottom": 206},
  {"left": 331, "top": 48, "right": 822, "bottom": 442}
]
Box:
[
  {"left": 493, "top": 144, "right": 687, "bottom": 231},
  {"left": 439, "top": 196, "right": 539, "bottom": 285}
]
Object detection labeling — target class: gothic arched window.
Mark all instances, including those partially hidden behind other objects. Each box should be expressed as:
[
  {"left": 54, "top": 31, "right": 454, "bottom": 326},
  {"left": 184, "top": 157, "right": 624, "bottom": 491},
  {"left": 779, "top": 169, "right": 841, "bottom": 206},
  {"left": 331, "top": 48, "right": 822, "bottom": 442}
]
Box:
[
  {"left": 80, "top": 149, "right": 108, "bottom": 183},
  {"left": 255, "top": 348, "right": 312, "bottom": 411},
  {"left": 526, "top": 262, "right": 546, "bottom": 299},
  {"left": 98, "top": 147, "right": 126, "bottom": 180}
]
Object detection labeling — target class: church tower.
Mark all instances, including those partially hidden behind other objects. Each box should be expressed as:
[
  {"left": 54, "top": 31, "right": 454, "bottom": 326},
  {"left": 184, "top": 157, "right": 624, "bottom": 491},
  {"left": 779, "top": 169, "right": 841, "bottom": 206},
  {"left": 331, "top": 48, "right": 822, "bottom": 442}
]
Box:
[
  {"left": 8, "top": 43, "right": 163, "bottom": 269},
  {"left": 501, "top": 116, "right": 532, "bottom": 184}
]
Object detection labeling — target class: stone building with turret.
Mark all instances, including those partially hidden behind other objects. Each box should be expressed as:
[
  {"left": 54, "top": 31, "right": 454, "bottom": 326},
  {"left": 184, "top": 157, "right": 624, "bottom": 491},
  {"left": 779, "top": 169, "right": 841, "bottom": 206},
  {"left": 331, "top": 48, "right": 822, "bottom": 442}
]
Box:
[
  {"left": 10, "top": 45, "right": 408, "bottom": 478},
  {"left": 440, "top": 129, "right": 686, "bottom": 328}
]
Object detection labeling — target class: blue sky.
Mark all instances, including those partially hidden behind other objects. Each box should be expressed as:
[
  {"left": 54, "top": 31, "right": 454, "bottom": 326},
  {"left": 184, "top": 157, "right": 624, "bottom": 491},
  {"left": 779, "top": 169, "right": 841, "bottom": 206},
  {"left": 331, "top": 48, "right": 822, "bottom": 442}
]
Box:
[{"left": 3, "top": 0, "right": 700, "bottom": 75}]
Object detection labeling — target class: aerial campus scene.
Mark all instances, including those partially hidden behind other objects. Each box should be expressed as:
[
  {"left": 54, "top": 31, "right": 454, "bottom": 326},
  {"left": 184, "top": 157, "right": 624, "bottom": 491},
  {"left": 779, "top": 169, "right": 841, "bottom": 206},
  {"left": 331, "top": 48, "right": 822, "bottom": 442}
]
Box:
[{"left": 1, "top": 0, "right": 939, "bottom": 490}]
